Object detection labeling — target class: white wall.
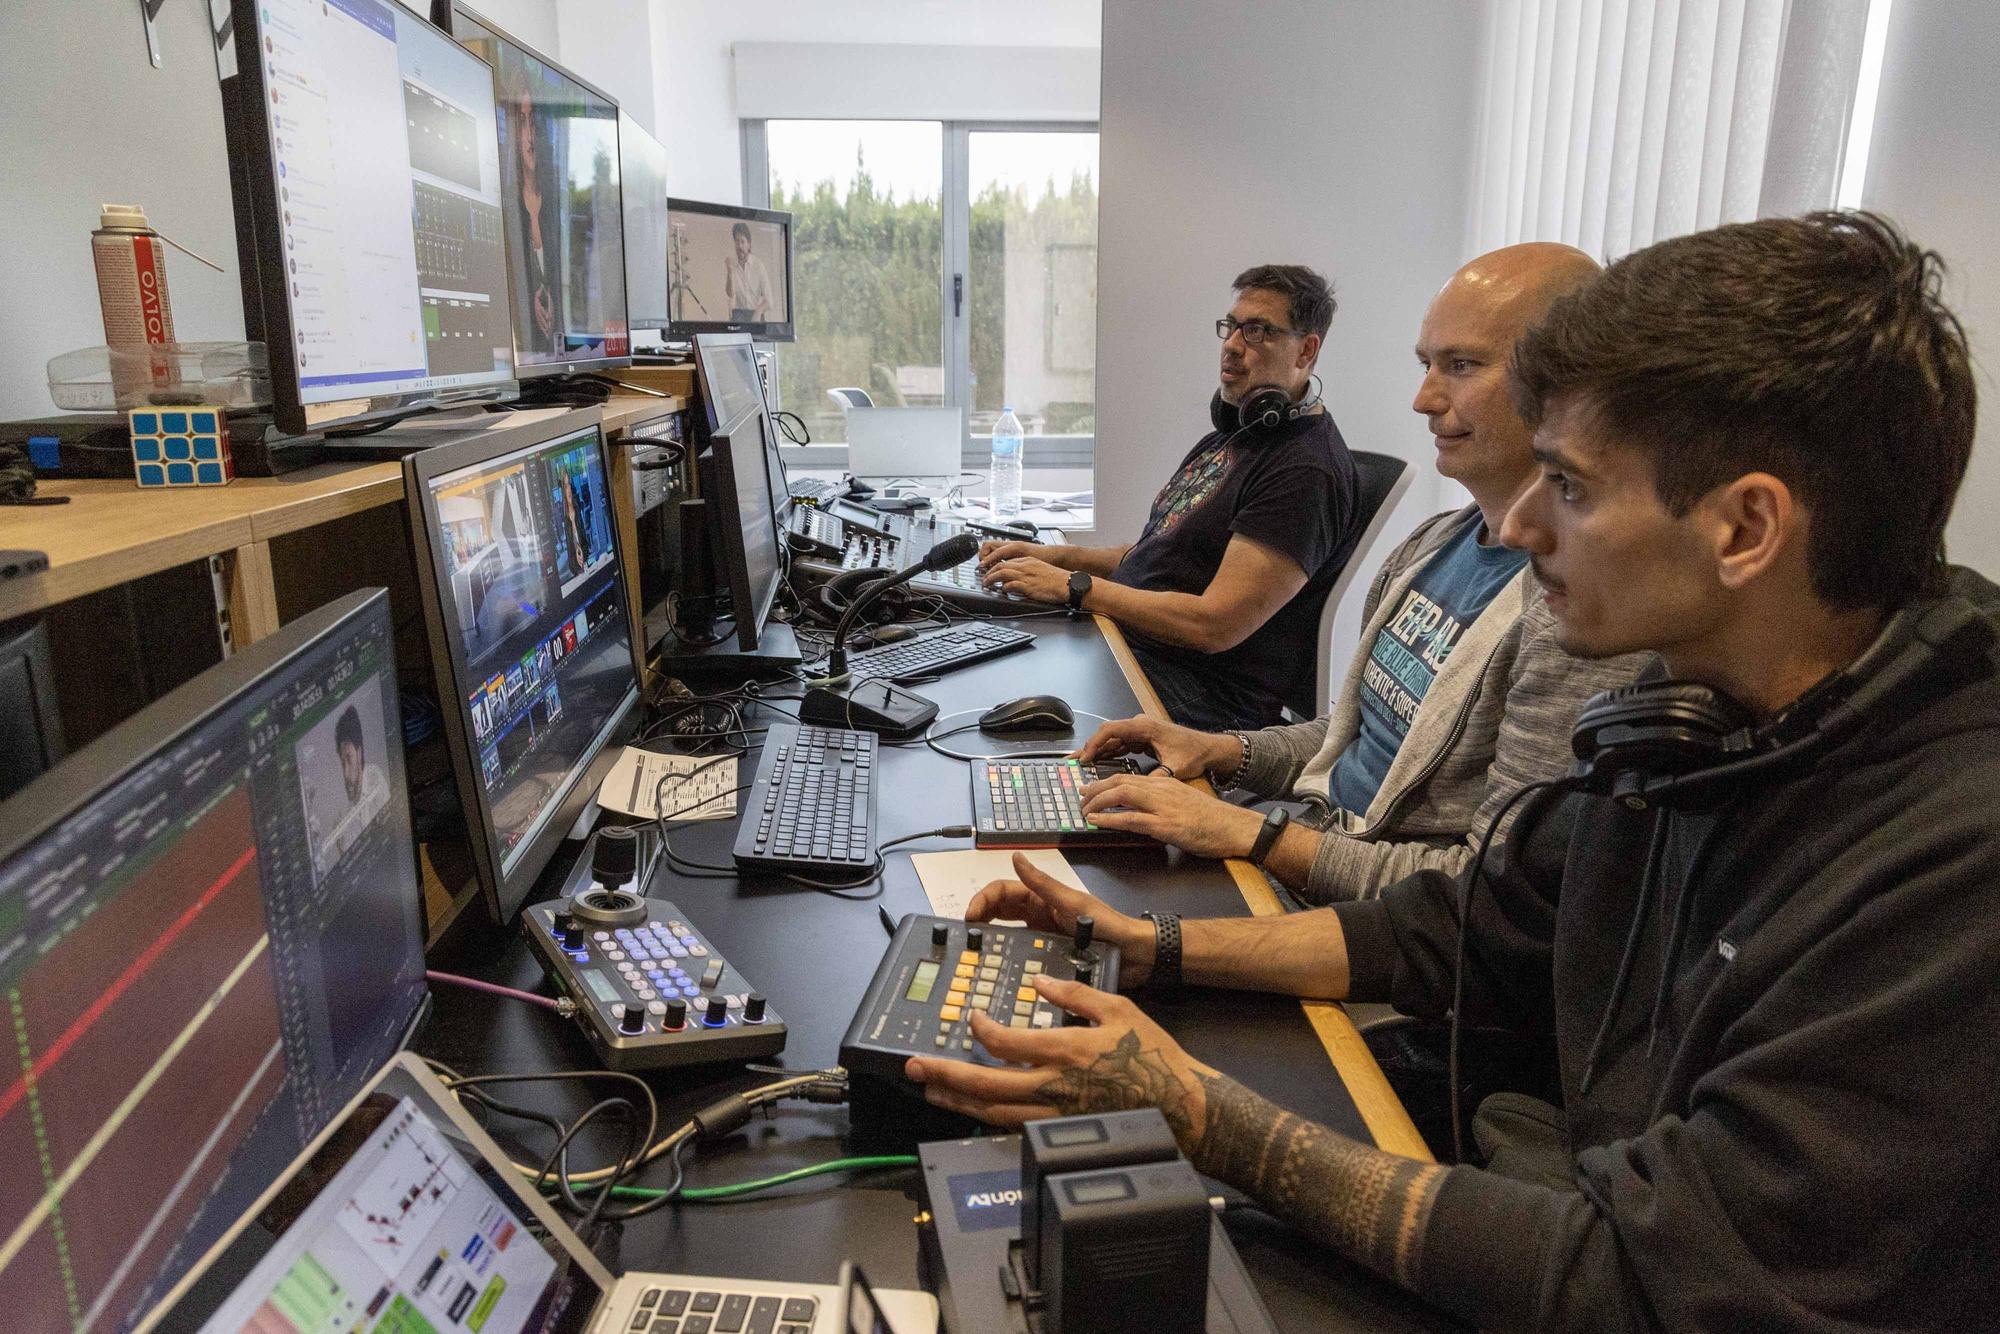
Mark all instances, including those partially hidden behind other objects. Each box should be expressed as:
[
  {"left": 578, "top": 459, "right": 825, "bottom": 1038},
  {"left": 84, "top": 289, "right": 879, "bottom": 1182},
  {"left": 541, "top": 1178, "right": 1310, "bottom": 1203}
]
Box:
[
  {"left": 1861, "top": 0, "right": 2000, "bottom": 580},
  {"left": 1094, "top": 0, "right": 1484, "bottom": 663},
  {"left": 652, "top": 0, "right": 1104, "bottom": 204},
  {"left": 557, "top": 0, "right": 664, "bottom": 132},
  {"left": 0, "top": 5, "right": 246, "bottom": 419},
  {"left": 473, "top": 0, "right": 560, "bottom": 60}
]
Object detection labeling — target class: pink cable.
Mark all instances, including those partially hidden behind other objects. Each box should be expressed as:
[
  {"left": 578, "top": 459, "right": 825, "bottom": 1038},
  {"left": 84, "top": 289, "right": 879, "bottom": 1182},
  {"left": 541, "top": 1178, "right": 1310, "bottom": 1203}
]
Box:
[{"left": 426, "top": 969, "right": 562, "bottom": 1011}]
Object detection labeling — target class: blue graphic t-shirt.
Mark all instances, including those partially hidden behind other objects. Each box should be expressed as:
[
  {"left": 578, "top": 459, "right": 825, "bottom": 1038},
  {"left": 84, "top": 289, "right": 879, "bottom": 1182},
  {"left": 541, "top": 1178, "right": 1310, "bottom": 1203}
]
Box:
[{"left": 1326, "top": 520, "right": 1528, "bottom": 814}]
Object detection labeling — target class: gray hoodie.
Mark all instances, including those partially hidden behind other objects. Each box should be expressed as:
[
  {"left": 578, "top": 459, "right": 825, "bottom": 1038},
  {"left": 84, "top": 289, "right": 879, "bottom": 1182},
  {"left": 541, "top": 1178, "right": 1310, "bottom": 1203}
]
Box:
[{"left": 1232, "top": 505, "right": 1649, "bottom": 902}]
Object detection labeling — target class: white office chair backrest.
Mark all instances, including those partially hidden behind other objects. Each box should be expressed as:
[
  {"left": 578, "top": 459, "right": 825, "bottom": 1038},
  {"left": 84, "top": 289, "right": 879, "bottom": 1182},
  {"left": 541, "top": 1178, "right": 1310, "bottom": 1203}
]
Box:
[{"left": 1295, "top": 450, "right": 1415, "bottom": 720}]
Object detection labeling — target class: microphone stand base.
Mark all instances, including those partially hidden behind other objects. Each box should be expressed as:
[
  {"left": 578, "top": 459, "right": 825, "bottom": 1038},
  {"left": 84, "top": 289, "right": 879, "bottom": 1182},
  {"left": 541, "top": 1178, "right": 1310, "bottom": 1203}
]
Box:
[{"left": 800, "top": 681, "right": 939, "bottom": 740}]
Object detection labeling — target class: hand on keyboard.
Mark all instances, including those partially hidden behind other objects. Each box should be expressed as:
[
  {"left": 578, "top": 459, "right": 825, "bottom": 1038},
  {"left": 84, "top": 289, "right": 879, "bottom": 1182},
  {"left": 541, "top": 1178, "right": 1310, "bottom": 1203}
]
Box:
[
  {"left": 978, "top": 553, "right": 1069, "bottom": 604},
  {"left": 1077, "top": 771, "right": 1269, "bottom": 860}
]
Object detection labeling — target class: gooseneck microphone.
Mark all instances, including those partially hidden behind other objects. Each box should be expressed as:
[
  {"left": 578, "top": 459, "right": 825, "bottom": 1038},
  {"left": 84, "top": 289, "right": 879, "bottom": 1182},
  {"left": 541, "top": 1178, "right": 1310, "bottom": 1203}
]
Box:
[{"left": 822, "top": 532, "right": 982, "bottom": 682}]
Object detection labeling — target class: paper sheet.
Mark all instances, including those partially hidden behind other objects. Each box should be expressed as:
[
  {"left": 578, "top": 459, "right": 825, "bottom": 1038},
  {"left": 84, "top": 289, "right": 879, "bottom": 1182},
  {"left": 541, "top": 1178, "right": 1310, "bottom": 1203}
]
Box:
[
  {"left": 595, "top": 747, "right": 738, "bottom": 821},
  {"left": 908, "top": 848, "right": 1085, "bottom": 924}
]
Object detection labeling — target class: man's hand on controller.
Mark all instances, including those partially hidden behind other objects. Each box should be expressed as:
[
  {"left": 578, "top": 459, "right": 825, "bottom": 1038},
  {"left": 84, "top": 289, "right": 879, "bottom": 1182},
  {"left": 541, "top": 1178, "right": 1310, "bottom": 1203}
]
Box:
[
  {"left": 965, "top": 853, "right": 1156, "bottom": 987},
  {"left": 1076, "top": 715, "right": 1242, "bottom": 782},
  {"left": 904, "top": 975, "right": 1215, "bottom": 1149},
  {"left": 979, "top": 554, "right": 1071, "bottom": 603},
  {"left": 976, "top": 538, "right": 1047, "bottom": 572},
  {"left": 1080, "top": 773, "right": 1265, "bottom": 860}
]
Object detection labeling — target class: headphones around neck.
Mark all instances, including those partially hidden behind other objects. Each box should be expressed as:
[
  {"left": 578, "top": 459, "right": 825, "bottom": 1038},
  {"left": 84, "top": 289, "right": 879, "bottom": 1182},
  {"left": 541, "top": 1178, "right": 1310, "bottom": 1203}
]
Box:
[
  {"left": 1210, "top": 378, "right": 1323, "bottom": 435},
  {"left": 1568, "top": 595, "right": 1990, "bottom": 811}
]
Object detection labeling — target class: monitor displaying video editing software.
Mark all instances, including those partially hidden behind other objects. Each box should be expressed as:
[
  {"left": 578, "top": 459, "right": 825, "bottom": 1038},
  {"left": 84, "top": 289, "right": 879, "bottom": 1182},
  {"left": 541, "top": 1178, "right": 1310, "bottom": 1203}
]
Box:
[
  {"left": 405, "top": 415, "right": 640, "bottom": 922},
  {"left": 452, "top": 5, "right": 631, "bottom": 376},
  {"left": 228, "top": 0, "right": 518, "bottom": 434},
  {"left": 0, "top": 590, "right": 426, "bottom": 1332}
]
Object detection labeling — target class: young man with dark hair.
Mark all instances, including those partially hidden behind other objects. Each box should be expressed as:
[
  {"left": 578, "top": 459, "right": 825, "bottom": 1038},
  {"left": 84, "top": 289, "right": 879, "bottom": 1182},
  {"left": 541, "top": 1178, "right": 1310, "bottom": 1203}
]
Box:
[
  {"left": 724, "top": 219, "right": 773, "bottom": 322},
  {"left": 910, "top": 213, "right": 2000, "bottom": 1329},
  {"left": 978, "top": 264, "right": 1362, "bottom": 729},
  {"left": 1069, "top": 243, "right": 1645, "bottom": 905}
]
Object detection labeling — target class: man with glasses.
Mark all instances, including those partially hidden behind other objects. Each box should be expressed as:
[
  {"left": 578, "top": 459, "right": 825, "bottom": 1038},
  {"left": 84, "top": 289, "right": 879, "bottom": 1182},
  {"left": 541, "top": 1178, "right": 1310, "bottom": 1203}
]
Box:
[{"left": 979, "top": 264, "right": 1361, "bottom": 729}]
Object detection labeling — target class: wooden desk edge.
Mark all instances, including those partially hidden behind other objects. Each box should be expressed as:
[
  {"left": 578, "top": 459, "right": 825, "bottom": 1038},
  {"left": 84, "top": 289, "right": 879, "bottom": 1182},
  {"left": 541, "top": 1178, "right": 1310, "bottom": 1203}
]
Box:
[{"left": 1095, "top": 615, "right": 1433, "bottom": 1163}]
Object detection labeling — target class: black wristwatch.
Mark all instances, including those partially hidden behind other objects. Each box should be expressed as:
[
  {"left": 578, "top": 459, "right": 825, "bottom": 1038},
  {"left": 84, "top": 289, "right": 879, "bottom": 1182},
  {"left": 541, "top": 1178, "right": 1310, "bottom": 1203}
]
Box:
[
  {"left": 1247, "top": 807, "right": 1291, "bottom": 867},
  {"left": 1066, "top": 570, "right": 1093, "bottom": 612},
  {"left": 1141, "top": 911, "right": 1182, "bottom": 989}
]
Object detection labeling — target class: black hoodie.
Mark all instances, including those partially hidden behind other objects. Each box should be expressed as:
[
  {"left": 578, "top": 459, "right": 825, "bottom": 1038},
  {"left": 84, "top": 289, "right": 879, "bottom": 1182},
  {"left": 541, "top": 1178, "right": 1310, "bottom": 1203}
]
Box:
[{"left": 1332, "top": 568, "right": 2000, "bottom": 1331}]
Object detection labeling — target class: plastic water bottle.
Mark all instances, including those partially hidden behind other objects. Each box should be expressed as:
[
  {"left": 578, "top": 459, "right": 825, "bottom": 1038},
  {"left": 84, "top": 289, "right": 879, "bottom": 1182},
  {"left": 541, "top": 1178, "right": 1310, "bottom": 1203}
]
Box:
[{"left": 990, "top": 405, "right": 1024, "bottom": 518}]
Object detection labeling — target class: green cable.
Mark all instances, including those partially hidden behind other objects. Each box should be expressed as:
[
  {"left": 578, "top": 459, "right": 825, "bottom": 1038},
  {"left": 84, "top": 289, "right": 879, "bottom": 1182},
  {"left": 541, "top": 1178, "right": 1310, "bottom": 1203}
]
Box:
[{"left": 540, "top": 1154, "right": 919, "bottom": 1203}]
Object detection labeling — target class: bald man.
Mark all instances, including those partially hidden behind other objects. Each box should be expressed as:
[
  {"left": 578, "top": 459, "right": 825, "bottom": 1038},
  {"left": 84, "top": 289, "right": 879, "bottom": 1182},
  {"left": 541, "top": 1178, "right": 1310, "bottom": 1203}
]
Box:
[{"left": 1072, "top": 243, "right": 1649, "bottom": 904}]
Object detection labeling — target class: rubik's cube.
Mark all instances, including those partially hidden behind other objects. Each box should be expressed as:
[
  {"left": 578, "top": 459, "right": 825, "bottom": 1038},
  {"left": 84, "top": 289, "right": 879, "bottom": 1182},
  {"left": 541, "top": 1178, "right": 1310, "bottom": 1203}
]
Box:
[{"left": 128, "top": 407, "right": 234, "bottom": 487}]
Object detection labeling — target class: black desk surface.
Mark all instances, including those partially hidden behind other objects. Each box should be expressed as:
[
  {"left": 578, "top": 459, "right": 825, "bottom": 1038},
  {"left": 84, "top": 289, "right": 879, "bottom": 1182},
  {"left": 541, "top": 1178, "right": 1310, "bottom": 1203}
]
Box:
[{"left": 422, "top": 614, "right": 1453, "bottom": 1331}]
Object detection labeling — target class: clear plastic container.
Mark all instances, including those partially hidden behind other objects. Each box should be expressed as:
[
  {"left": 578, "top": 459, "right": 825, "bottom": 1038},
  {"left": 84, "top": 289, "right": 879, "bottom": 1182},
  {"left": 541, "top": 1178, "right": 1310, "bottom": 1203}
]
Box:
[
  {"left": 46, "top": 341, "right": 270, "bottom": 412},
  {"left": 990, "top": 404, "right": 1024, "bottom": 518}
]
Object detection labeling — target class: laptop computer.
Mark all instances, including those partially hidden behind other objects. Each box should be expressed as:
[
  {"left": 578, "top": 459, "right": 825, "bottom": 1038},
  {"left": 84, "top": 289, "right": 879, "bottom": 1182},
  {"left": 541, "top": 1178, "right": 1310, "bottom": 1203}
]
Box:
[
  {"left": 137, "top": 1051, "right": 937, "bottom": 1334},
  {"left": 843, "top": 408, "right": 963, "bottom": 484}
]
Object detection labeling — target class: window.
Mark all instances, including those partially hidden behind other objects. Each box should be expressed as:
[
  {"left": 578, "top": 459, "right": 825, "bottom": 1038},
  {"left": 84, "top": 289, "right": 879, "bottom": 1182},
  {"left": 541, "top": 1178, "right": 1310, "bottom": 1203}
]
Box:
[{"left": 749, "top": 119, "right": 1099, "bottom": 477}]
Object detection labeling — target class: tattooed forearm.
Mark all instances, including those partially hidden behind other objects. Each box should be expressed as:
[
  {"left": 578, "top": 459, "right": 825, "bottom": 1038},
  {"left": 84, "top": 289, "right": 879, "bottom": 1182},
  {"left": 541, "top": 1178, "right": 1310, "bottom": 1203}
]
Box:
[
  {"left": 1030, "top": 1029, "right": 1199, "bottom": 1146},
  {"left": 1190, "top": 1070, "right": 1444, "bottom": 1289}
]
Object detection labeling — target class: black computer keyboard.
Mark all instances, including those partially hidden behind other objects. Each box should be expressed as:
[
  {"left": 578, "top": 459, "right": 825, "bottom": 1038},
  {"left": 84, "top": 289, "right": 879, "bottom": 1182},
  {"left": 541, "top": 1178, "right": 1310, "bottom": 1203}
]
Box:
[
  {"left": 732, "top": 723, "right": 879, "bottom": 875},
  {"left": 844, "top": 623, "right": 1035, "bottom": 682},
  {"left": 971, "top": 757, "right": 1157, "bottom": 848}
]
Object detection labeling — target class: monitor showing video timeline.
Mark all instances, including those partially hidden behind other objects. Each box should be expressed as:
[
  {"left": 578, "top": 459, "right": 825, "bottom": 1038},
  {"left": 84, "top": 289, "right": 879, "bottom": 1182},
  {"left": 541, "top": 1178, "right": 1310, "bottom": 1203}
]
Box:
[{"left": 406, "top": 416, "right": 638, "bottom": 919}]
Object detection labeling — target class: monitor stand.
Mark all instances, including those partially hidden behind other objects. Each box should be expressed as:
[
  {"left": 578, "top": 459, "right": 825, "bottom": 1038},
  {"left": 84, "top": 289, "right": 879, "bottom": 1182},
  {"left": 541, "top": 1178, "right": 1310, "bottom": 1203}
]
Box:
[
  {"left": 513, "top": 374, "right": 615, "bottom": 408},
  {"left": 655, "top": 619, "right": 803, "bottom": 680}
]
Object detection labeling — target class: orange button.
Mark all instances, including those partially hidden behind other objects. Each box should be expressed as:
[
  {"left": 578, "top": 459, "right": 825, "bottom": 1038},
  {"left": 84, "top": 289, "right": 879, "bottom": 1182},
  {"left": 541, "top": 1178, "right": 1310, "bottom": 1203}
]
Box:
[
  {"left": 1017, "top": 985, "right": 1038, "bottom": 1002},
  {"left": 959, "top": 951, "right": 979, "bottom": 965},
  {"left": 953, "top": 962, "right": 976, "bottom": 979},
  {"left": 939, "top": 1004, "right": 963, "bottom": 1022}
]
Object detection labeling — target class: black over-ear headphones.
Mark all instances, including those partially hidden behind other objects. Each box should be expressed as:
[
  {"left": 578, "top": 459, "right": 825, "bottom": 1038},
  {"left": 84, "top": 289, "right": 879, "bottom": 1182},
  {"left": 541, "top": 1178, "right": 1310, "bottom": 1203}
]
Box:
[
  {"left": 803, "top": 566, "right": 914, "bottom": 629},
  {"left": 1568, "top": 596, "right": 1990, "bottom": 811},
  {"left": 1210, "top": 379, "right": 1323, "bottom": 435}
]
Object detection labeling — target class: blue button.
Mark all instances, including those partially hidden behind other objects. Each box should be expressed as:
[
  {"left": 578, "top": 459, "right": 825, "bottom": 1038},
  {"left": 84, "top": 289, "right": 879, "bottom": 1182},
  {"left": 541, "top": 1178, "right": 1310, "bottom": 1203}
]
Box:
[
  {"left": 679, "top": 934, "right": 699, "bottom": 946},
  {"left": 646, "top": 968, "right": 666, "bottom": 979},
  {"left": 680, "top": 985, "right": 700, "bottom": 998},
  {"left": 614, "top": 928, "right": 633, "bottom": 938}
]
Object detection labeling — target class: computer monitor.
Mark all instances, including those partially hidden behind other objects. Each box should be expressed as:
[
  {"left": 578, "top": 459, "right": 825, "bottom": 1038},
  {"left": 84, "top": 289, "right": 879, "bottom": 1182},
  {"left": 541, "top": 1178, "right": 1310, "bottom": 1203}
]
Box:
[
  {"left": 0, "top": 619, "right": 65, "bottom": 800},
  {"left": 404, "top": 412, "right": 640, "bottom": 922},
  {"left": 0, "top": 588, "right": 427, "bottom": 1331},
  {"left": 223, "top": 0, "right": 519, "bottom": 434},
  {"left": 452, "top": 5, "right": 632, "bottom": 377},
  {"left": 667, "top": 198, "right": 795, "bottom": 342},
  {"left": 619, "top": 113, "right": 670, "bottom": 331},
  {"left": 845, "top": 406, "right": 965, "bottom": 483},
  {"left": 708, "top": 403, "right": 787, "bottom": 653}
]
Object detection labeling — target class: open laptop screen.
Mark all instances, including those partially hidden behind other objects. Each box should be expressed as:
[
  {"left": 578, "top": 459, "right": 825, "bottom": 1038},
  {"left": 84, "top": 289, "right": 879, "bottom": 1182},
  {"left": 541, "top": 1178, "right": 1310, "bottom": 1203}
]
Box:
[{"left": 144, "top": 1058, "right": 608, "bottom": 1334}]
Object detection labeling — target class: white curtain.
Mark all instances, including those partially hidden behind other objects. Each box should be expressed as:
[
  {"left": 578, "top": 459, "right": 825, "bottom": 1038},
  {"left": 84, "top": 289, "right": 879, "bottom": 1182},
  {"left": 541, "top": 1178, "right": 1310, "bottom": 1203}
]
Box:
[{"left": 1466, "top": 0, "right": 1864, "bottom": 259}]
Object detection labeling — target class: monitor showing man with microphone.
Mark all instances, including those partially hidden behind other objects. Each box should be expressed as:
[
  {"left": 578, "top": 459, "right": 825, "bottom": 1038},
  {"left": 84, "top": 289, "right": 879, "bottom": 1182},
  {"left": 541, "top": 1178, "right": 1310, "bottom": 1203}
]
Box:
[{"left": 976, "top": 264, "right": 1365, "bottom": 730}]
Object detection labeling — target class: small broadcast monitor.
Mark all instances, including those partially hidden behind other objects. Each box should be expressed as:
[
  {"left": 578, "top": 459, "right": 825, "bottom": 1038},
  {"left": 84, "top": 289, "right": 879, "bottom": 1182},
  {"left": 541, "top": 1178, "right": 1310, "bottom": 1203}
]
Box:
[
  {"left": 667, "top": 198, "right": 795, "bottom": 341},
  {"left": 404, "top": 411, "right": 640, "bottom": 922},
  {"left": 694, "top": 328, "right": 791, "bottom": 517},
  {"left": 226, "top": 0, "right": 519, "bottom": 434},
  {"left": 452, "top": 5, "right": 631, "bottom": 376},
  {"left": 708, "top": 401, "right": 786, "bottom": 652},
  {"left": 619, "top": 113, "right": 671, "bottom": 331},
  {"left": 0, "top": 588, "right": 427, "bottom": 1331}
]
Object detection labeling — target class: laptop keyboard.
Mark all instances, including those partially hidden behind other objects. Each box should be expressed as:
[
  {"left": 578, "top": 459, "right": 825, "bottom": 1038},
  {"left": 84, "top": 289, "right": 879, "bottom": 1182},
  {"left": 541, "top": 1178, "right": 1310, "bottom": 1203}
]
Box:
[{"left": 634, "top": 1284, "right": 817, "bottom": 1334}]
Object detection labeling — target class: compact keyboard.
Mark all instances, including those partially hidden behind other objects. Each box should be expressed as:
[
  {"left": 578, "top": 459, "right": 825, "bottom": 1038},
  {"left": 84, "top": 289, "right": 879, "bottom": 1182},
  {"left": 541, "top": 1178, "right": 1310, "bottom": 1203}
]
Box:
[
  {"left": 732, "top": 723, "right": 879, "bottom": 875},
  {"left": 629, "top": 1282, "right": 820, "bottom": 1334},
  {"left": 971, "top": 757, "right": 1159, "bottom": 848},
  {"left": 839, "top": 529, "right": 1034, "bottom": 614},
  {"left": 844, "top": 622, "right": 1034, "bottom": 682},
  {"left": 789, "top": 476, "right": 841, "bottom": 505}
]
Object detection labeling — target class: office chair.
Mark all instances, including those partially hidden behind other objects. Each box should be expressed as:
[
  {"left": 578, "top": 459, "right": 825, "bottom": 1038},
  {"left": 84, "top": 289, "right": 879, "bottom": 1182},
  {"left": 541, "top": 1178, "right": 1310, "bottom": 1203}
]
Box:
[
  {"left": 826, "top": 387, "right": 874, "bottom": 410},
  {"left": 1282, "top": 450, "right": 1414, "bottom": 722}
]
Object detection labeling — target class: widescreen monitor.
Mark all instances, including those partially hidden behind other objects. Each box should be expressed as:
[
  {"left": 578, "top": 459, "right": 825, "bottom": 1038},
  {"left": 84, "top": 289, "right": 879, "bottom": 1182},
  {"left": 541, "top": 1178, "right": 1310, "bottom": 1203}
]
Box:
[
  {"left": 403, "top": 411, "right": 640, "bottom": 923},
  {"left": 619, "top": 113, "right": 671, "bottom": 331},
  {"left": 453, "top": 5, "right": 631, "bottom": 377},
  {"left": 224, "top": 0, "right": 519, "bottom": 434},
  {"left": 0, "top": 588, "right": 427, "bottom": 1330},
  {"left": 667, "top": 198, "right": 795, "bottom": 341},
  {"left": 707, "top": 402, "right": 786, "bottom": 652}
]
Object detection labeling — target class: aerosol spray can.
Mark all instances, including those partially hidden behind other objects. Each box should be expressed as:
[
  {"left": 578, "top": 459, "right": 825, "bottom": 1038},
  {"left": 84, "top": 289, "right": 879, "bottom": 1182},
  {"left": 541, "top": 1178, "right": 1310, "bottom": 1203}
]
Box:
[{"left": 91, "top": 203, "right": 177, "bottom": 400}]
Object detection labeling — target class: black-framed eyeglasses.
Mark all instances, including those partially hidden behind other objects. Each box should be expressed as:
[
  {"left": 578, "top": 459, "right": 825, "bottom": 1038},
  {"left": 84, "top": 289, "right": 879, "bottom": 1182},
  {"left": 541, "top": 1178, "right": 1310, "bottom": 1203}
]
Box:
[{"left": 1215, "top": 316, "right": 1303, "bottom": 346}]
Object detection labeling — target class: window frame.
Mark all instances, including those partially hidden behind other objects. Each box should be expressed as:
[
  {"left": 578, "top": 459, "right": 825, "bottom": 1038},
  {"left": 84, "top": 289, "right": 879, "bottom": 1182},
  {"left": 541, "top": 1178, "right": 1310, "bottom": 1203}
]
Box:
[{"left": 742, "top": 117, "right": 1099, "bottom": 472}]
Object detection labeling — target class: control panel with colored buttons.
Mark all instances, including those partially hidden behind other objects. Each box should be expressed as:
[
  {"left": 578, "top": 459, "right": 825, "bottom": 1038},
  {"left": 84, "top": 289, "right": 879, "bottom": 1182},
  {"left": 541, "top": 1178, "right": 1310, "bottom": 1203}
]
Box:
[
  {"left": 839, "top": 913, "right": 1121, "bottom": 1091},
  {"left": 524, "top": 889, "right": 786, "bottom": 1072}
]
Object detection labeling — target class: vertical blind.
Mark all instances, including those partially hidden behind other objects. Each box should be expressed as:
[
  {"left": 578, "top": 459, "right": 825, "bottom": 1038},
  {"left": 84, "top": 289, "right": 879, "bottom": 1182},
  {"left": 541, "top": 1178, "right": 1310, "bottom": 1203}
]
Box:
[{"left": 1467, "top": 0, "right": 1833, "bottom": 259}]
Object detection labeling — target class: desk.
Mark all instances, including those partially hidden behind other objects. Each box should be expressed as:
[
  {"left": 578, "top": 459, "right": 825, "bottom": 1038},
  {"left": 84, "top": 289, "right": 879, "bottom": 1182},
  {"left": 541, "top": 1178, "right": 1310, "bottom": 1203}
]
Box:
[{"left": 422, "top": 613, "right": 1447, "bottom": 1331}]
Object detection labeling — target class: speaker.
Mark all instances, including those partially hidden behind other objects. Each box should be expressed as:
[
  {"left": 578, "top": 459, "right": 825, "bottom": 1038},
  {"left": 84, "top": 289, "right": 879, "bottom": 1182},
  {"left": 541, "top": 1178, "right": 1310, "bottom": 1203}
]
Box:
[{"left": 675, "top": 498, "right": 718, "bottom": 638}]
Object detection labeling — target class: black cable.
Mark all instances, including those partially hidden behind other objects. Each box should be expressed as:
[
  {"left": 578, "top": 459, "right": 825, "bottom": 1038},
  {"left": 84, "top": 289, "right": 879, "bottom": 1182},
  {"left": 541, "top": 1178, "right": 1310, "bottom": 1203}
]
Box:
[{"left": 773, "top": 410, "right": 810, "bottom": 445}]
